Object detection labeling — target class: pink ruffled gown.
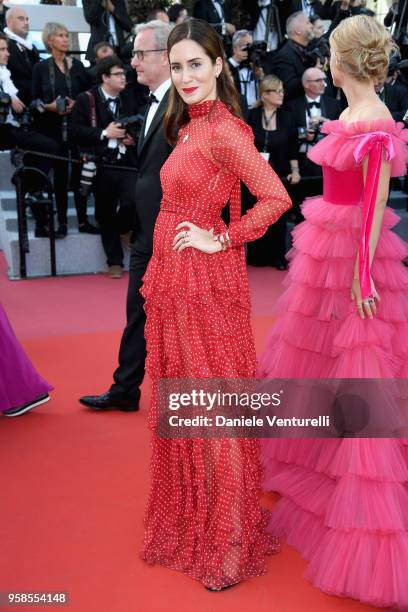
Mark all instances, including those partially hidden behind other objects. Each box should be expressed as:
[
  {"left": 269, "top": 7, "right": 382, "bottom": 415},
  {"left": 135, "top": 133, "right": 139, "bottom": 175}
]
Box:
[{"left": 259, "top": 119, "right": 408, "bottom": 608}]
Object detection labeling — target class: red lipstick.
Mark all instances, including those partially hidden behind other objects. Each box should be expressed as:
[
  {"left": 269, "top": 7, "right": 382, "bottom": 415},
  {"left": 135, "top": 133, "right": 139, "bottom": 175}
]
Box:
[{"left": 182, "top": 87, "right": 198, "bottom": 94}]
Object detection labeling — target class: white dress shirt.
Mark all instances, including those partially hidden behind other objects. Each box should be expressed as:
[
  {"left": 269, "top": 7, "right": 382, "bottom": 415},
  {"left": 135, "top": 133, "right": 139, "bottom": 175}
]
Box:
[
  {"left": 253, "top": 0, "right": 278, "bottom": 52},
  {"left": 144, "top": 78, "right": 171, "bottom": 136}
]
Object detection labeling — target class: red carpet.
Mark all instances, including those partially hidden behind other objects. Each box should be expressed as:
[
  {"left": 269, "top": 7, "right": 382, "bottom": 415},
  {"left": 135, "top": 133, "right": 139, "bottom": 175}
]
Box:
[{"left": 0, "top": 255, "right": 374, "bottom": 611}]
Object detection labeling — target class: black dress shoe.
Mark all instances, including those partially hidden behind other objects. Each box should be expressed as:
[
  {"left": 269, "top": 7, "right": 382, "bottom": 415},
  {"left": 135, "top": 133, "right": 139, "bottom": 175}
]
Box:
[
  {"left": 78, "top": 221, "right": 101, "bottom": 235},
  {"left": 79, "top": 390, "right": 140, "bottom": 412},
  {"left": 35, "top": 225, "right": 50, "bottom": 238},
  {"left": 55, "top": 223, "right": 67, "bottom": 239}
]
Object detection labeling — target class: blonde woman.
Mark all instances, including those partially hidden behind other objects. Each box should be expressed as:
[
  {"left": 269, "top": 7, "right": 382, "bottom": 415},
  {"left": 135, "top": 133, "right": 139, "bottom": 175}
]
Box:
[
  {"left": 260, "top": 15, "right": 408, "bottom": 608},
  {"left": 247, "top": 75, "right": 300, "bottom": 269},
  {"left": 32, "top": 23, "right": 92, "bottom": 237}
]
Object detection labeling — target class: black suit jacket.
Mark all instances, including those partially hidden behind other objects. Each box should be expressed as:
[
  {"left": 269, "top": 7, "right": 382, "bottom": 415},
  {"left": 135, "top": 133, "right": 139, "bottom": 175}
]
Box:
[
  {"left": 193, "top": 0, "right": 231, "bottom": 34},
  {"left": 7, "top": 40, "right": 40, "bottom": 105},
  {"left": 287, "top": 94, "right": 340, "bottom": 127},
  {"left": 83, "top": 0, "right": 133, "bottom": 62},
  {"left": 382, "top": 82, "right": 408, "bottom": 122},
  {"left": 70, "top": 85, "right": 140, "bottom": 162},
  {"left": 271, "top": 40, "right": 307, "bottom": 101},
  {"left": 133, "top": 90, "right": 173, "bottom": 254}
]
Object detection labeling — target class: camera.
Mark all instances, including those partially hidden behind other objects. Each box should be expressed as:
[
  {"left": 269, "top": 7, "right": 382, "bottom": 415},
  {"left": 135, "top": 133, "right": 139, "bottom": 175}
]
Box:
[
  {"left": 241, "top": 42, "right": 267, "bottom": 69},
  {"left": 304, "top": 38, "right": 330, "bottom": 68},
  {"left": 18, "top": 99, "right": 46, "bottom": 130},
  {"left": 56, "top": 96, "right": 69, "bottom": 114},
  {"left": 0, "top": 87, "right": 12, "bottom": 125},
  {"left": 79, "top": 152, "right": 97, "bottom": 197},
  {"left": 116, "top": 113, "right": 144, "bottom": 142}
]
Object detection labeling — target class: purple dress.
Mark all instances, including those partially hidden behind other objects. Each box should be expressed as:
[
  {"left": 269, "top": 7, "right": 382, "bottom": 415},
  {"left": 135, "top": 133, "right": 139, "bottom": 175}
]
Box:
[{"left": 0, "top": 303, "right": 52, "bottom": 411}]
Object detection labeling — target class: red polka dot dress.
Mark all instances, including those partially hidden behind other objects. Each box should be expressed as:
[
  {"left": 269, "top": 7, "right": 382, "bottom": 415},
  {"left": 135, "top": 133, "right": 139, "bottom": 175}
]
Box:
[{"left": 140, "top": 100, "right": 291, "bottom": 589}]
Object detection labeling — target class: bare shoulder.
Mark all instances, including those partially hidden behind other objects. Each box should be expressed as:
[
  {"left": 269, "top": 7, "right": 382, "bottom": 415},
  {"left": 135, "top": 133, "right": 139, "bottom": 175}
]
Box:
[{"left": 347, "top": 101, "right": 393, "bottom": 123}]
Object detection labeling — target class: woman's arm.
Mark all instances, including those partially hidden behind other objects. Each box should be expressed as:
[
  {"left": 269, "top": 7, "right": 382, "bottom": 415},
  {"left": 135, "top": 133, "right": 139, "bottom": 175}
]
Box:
[
  {"left": 211, "top": 117, "right": 292, "bottom": 247},
  {"left": 351, "top": 135, "right": 393, "bottom": 319}
]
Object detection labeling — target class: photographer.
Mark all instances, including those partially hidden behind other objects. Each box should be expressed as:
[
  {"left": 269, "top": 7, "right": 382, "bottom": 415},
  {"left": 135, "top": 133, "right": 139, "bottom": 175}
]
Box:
[
  {"left": 288, "top": 66, "right": 340, "bottom": 202},
  {"left": 271, "top": 12, "right": 316, "bottom": 101},
  {"left": 3, "top": 7, "right": 39, "bottom": 106},
  {"left": 0, "top": 32, "right": 60, "bottom": 237},
  {"left": 70, "top": 56, "right": 140, "bottom": 279},
  {"left": 228, "top": 30, "right": 264, "bottom": 109},
  {"left": 83, "top": 0, "right": 133, "bottom": 63},
  {"left": 31, "top": 22, "right": 96, "bottom": 238}
]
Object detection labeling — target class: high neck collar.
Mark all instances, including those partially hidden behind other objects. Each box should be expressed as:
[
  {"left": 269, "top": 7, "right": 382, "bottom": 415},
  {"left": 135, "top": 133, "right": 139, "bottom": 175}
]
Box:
[{"left": 188, "top": 99, "right": 224, "bottom": 119}]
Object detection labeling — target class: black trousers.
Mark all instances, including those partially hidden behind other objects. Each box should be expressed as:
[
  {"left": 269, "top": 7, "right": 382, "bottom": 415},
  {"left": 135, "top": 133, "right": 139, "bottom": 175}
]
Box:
[
  {"left": 53, "top": 145, "right": 88, "bottom": 226},
  {"left": 93, "top": 166, "right": 135, "bottom": 267},
  {"left": 109, "top": 247, "right": 150, "bottom": 399}
]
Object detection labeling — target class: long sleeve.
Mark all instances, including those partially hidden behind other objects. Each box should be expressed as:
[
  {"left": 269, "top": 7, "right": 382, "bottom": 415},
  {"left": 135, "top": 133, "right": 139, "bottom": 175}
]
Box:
[
  {"left": 0, "top": 65, "right": 18, "bottom": 97},
  {"left": 82, "top": 0, "right": 101, "bottom": 25},
  {"left": 211, "top": 116, "right": 291, "bottom": 247}
]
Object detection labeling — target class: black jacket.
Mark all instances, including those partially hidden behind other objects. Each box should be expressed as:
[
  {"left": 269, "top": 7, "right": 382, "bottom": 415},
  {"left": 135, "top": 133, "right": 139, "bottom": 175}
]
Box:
[
  {"left": 0, "top": 6, "right": 9, "bottom": 31},
  {"left": 287, "top": 94, "right": 341, "bottom": 127},
  {"left": 248, "top": 106, "right": 298, "bottom": 177},
  {"left": 83, "top": 0, "right": 133, "bottom": 62},
  {"left": 271, "top": 40, "right": 308, "bottom": 101},
  {"left": 31, "top": 57, "right": 92, "bottom": 140},
  {"left": 70, "top": 84, "right": 140, "bottom": 163},
  {"left": 193, "top": 0, "right": 231, "bottom": 34},
  {"left": 381, "top": 82, "right": 408, "bottom": 122},
  {"left": 133, "top": 90, "right": 173, "bottom": 254},
  {"left": 7, "top": 39, "right": 40, "bottom": 105},
  {"left": 384, "top": 1, "right": 408, "bottom": 45}
]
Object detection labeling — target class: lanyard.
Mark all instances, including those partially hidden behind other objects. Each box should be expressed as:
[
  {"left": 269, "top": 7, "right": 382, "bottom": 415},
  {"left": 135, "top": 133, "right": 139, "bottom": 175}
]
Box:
[
  {"left": 262, "top": 109, "right": 276, "bottom": 152},
  {"left": 48, "top": 57, "right": 72, "bottom": 100}
]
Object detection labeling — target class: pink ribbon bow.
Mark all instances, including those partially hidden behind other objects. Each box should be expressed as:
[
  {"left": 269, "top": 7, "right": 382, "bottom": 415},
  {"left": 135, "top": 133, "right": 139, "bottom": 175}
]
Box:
[{"left": 352, "top": 132, "right": 395, "bottom": 301}]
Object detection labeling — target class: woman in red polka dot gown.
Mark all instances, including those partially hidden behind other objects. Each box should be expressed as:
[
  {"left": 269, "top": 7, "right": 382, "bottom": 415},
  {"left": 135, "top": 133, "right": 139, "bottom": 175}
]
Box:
[{"left": 140, "top": 20, "right": 291, "bottom": 590}]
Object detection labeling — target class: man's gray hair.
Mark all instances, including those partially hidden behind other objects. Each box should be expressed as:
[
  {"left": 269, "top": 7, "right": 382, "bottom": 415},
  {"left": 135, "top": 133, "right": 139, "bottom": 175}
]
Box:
[
  {"left": 42, "top": 22, "right": 68, "bottom": 50},
  {"left": 133, "top": 20, "right": 173, "bottom": 49},
  {"left": 232, "top": 29, "right": 251, "bottom": 48},
  {"left": 286, "top": 11, "right": 305, "bottom": 38}
]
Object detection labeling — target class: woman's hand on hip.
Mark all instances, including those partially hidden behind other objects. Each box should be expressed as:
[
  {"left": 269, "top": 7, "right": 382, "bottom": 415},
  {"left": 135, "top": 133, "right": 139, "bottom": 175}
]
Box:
[{"left": 173, "top": 222, "right": 222, "bottom": 254}]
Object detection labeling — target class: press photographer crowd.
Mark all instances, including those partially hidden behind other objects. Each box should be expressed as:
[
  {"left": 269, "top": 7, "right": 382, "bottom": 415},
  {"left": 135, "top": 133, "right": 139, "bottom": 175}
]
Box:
[{"left": 0, "top": 0, "right": 407, "bottom": 277}]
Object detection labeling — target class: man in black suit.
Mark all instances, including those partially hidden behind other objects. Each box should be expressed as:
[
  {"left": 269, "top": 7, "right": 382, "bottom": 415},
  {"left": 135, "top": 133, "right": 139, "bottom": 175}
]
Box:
[
  {"left": 3, "top": 7, "right": 39, "bottom": 105},
  {"left": 288, "top": 66, "right": 340, "bottom": 202},
  {"left": 375, "top": 73, "right": 407, "bottom": 122},
  {"left": 71, "top": 56, "right": 140, "bottom": 278},
  {"left": 272, "top": 11, "right": 315, "bottom": 101},
  {"left": 83, "top": 0, "right": 133, "bottom": 63},
  {"left": 79, "top": 20, "right": 173, "bottom": 411},
  {"left": 193, "top": 0, "right": 236, "bottom": 36}
]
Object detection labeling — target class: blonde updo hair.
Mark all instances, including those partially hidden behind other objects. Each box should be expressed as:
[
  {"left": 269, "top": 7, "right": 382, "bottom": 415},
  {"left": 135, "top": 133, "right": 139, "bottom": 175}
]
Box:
[{"left": 329, "top": 15, "right": 397, "bottom": 83}]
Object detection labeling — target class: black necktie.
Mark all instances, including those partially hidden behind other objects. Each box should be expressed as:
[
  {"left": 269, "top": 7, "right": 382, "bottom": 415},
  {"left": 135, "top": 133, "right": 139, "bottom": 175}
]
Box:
[
  {"left": 307, "top": 101, "right": 321, "bottom": 109},
  {"left": 148, "top": 93, "right": 158, "bottom": 106}
]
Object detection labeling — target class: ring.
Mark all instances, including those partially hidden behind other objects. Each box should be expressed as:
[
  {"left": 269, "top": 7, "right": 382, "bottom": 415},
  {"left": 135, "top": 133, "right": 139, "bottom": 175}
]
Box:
[{"left": 368, "top": 298, "right": 375, "bottom": 304}]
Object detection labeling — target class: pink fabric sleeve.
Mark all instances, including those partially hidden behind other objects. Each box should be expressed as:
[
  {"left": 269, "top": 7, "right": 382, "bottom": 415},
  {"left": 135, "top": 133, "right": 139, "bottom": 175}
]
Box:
[
  {"left": 211, "top": 117, "right": 292, "bottom": 247},
  {"left": 353, "top": 132, "right": 396, "bottom": 300}
]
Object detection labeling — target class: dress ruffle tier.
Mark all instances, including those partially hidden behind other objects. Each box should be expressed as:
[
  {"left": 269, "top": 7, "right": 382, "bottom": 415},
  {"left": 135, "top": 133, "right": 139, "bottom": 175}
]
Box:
[{"left": 259, "top": 119, "right": 408, "bottom": 609}]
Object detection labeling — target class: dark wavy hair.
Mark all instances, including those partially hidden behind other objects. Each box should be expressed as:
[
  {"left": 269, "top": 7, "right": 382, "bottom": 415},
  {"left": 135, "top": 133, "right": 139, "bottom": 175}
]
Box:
[{"left": 164, "top": 18, "right": 242, "bottom": 144}]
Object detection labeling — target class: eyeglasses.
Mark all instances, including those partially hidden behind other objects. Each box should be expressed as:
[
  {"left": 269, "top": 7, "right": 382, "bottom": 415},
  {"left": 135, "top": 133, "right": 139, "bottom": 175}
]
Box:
[
  {"left": 307, "top": 78, "right": 326, "bottom": 83},
  {"left": 131, "top": 48, "right": 167, "bottom": 60},
  {"left": 109, "top": 71, "right": 126, "bottom": 77},
  {"left": 264, "top": 88, "right": 284, "bottom": 94}
]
